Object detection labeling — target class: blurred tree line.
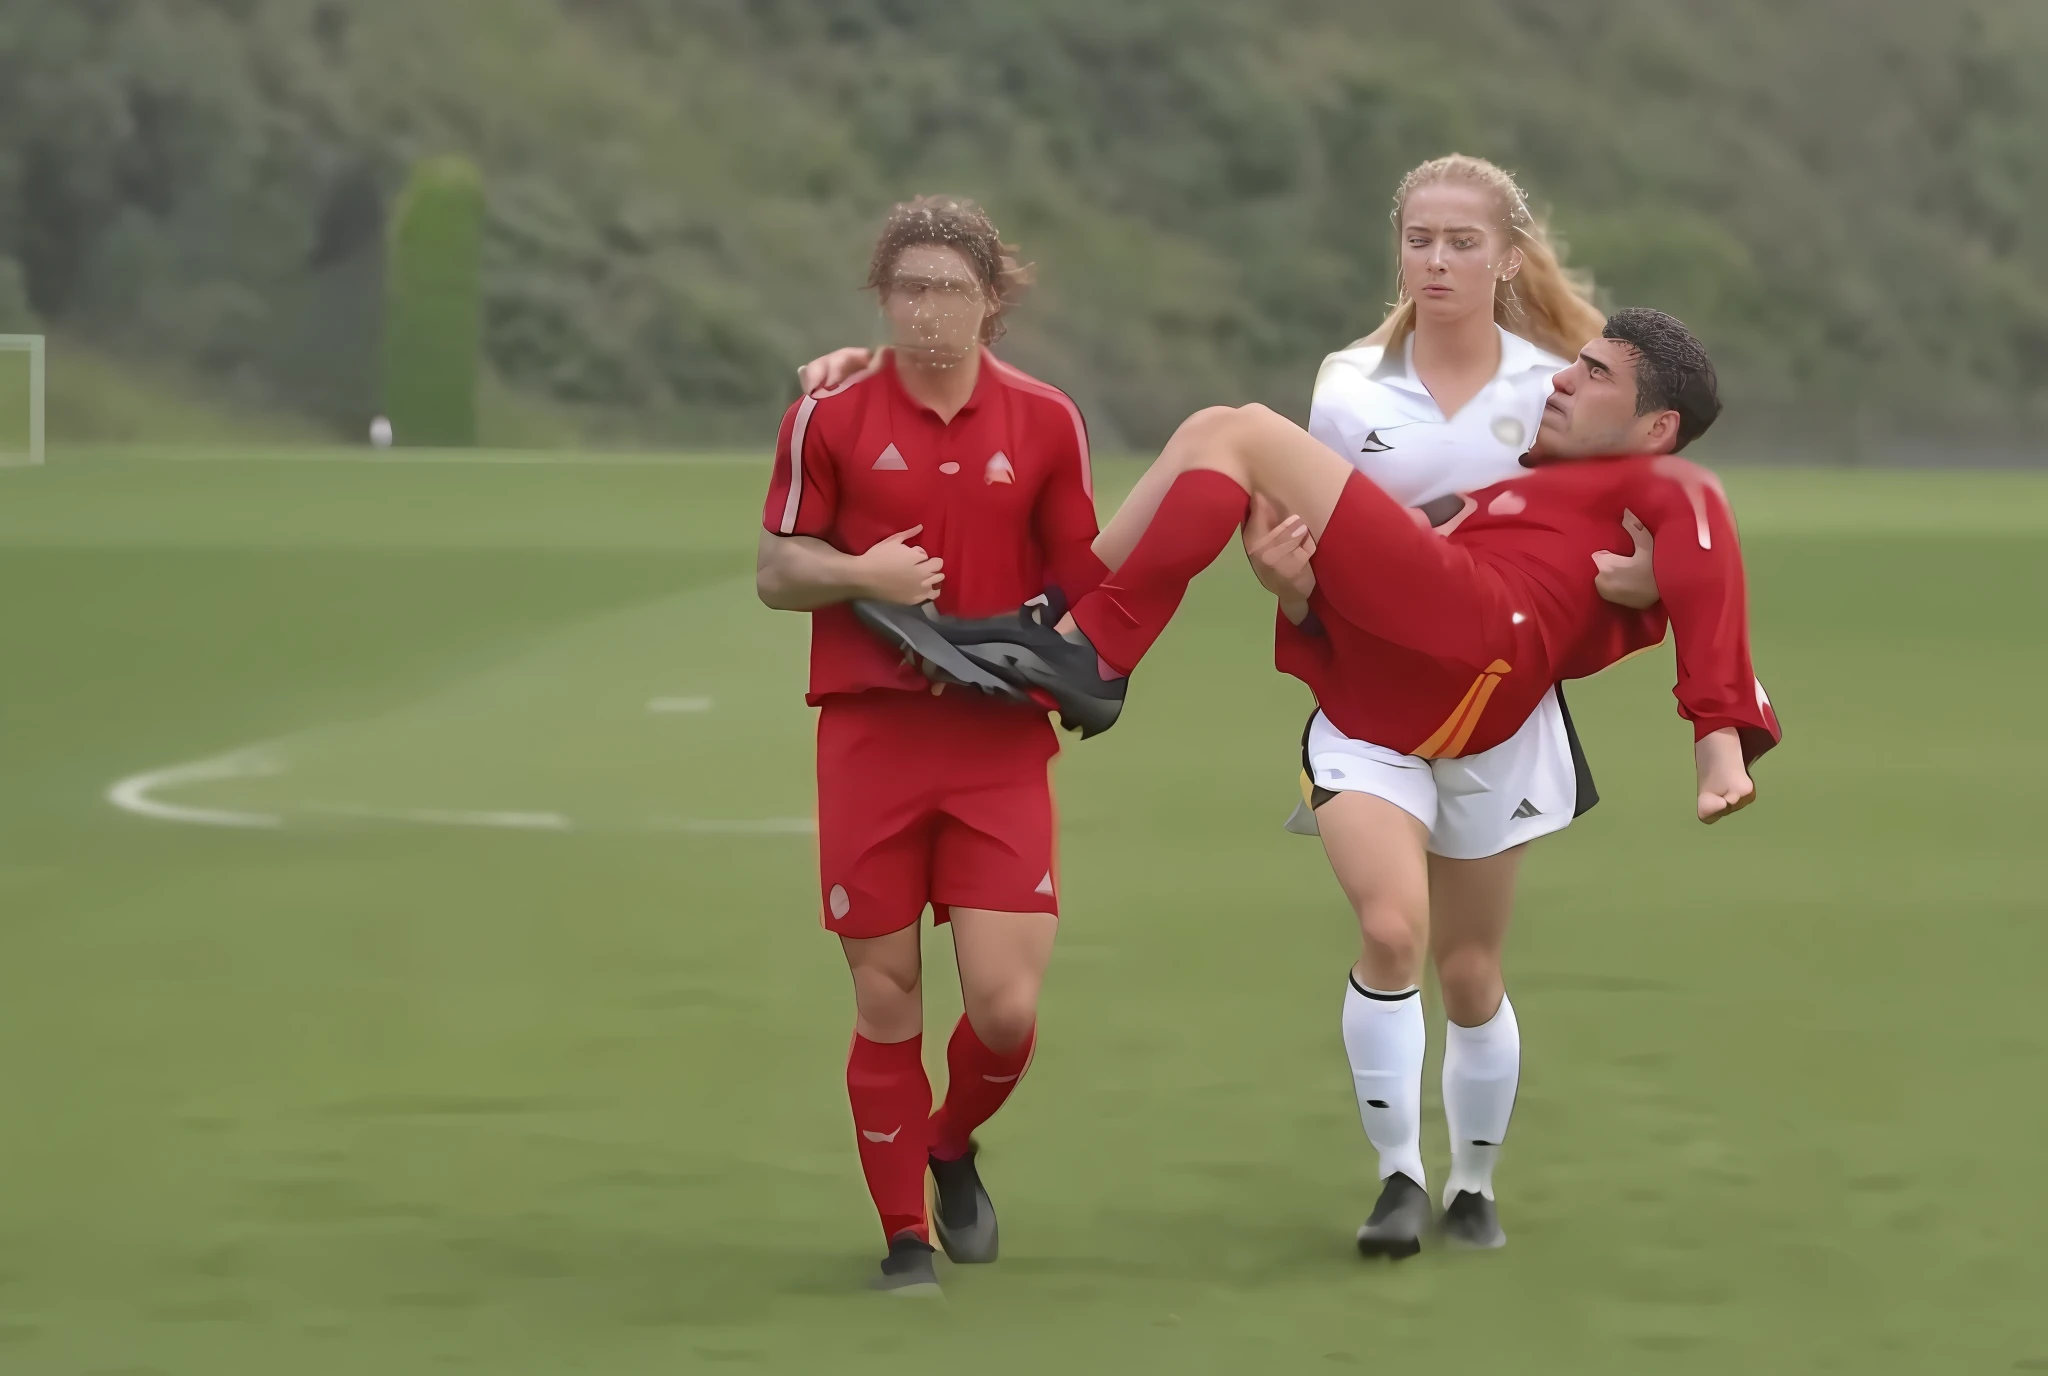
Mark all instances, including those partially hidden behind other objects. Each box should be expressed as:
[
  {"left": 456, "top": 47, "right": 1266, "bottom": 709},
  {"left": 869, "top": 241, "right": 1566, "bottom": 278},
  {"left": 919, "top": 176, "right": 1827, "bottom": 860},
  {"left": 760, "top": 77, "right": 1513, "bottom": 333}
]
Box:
[{"left": 2, "top": 0, "right": 2045, "bottom": 453}]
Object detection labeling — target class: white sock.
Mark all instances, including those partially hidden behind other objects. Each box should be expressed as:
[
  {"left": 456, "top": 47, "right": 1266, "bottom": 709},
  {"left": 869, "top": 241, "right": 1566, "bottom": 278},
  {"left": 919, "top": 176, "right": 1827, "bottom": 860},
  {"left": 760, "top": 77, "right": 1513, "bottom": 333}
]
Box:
[
  {"left": 1341, "top": 975, "right": 1426, "bottom": 1188},
  {"left": 1442, "top": 992, "right": 1520, "bottom": 1203}
]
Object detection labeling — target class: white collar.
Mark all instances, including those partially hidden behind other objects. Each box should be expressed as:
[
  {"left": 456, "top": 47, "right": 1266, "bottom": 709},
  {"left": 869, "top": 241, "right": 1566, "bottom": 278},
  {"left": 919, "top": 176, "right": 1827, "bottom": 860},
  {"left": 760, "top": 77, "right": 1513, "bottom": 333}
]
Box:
[{"left": 1368, "top": 324, "right": 1558, "bottom": 398}]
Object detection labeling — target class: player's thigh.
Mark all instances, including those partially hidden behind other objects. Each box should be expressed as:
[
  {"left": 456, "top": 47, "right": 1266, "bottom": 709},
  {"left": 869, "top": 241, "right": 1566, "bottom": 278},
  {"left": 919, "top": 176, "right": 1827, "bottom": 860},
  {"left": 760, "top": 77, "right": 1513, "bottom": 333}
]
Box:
[
  {"left": 816, "top": 709, "right": 937, "bottom": 939},
  {"left": 839, "top": 923, "right": 925, "bottom": 1039},
  {"left": 933, "top": 747, "right": 1058, "bottom": 1011},
  {"left": 1311, "top": 474, "right": 1522, "bottom": 667},
  {"left": 928, "top": 732, "right": 1059, "bottom": 921},
  {"left": 948, "top": 908, "right": 1058, "bottom": 1048},
  {"left": 1095, "top": 405, "right": 1240, "bottom": 570},
  {"left": 1202, "top": 403, "right": 1354, "bottom": 542},
  {"left": 816, "top": 805, "right": 935, "bottom": 938},
  {"left": 1315, "top": 789, "right": 1432, "bottom": 957},
  {"left": 1427, "top": 847, "right": 1523, "bottom": 1026},
  {"left": 1428, "top": 847, "right": 1523, "bottom": 962}
]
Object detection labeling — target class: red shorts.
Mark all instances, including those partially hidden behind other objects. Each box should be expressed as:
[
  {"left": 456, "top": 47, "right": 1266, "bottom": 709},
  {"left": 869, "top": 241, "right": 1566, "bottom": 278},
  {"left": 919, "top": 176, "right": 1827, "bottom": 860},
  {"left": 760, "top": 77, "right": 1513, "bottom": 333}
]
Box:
[
  {"left": 814, "top": 688, "right": 1060, "bottom": 939},
  {"left": 1291, "top": 472, "right": 1552, "bottom": 758}
]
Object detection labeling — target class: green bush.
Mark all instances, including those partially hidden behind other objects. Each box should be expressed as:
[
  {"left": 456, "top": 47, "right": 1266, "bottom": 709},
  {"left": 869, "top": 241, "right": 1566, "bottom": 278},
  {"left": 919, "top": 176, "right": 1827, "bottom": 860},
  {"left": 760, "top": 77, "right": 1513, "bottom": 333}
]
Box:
[
  {"left": 381, "top": 158, "right": 485, "bottom": 448},
  {"left": 0, "top": 258, "right": 36, "bottom": 334}
]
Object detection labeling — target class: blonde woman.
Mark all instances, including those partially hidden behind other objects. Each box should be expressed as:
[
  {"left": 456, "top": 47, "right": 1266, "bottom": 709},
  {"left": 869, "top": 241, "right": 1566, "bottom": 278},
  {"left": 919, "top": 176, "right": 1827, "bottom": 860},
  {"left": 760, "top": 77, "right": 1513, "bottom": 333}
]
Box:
[{"left": 1244, "top": 155, "right": 1655, "bottom": 1256}]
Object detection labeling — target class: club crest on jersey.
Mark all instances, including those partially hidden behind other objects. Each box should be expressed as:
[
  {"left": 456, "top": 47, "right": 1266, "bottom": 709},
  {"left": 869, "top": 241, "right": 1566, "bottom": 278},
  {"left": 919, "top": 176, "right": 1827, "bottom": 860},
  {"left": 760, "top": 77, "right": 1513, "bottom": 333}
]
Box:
[
  {"left": 984, "top": 451, "right": 1015, "bottom": 485},
  {"left": 1490, "top": 416, "right": 1526, "bottom": 449}
]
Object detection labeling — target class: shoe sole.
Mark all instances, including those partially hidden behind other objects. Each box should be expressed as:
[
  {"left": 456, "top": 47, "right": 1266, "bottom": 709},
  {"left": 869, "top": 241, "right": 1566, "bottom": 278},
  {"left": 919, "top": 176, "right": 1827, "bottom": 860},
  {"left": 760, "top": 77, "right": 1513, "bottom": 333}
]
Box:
[
  {"left": 875, "top": 1278, "right": 944, "bottom": 1298},
  {"left": 1355, "top": 1231, "right": 1423, "bottom": 1260},
  {"left": 1440, "top": 1230, "right": 1506, "bottom": 1251},
  {"left": 949, "top": 639, "right": 1122, "bottom": 738},
  {"left": 1439, "top": 1216, "right": 1507, "bottom": 1251},
  {"left": 852, "top": 603, "right": 1027, "bottom": 704}
]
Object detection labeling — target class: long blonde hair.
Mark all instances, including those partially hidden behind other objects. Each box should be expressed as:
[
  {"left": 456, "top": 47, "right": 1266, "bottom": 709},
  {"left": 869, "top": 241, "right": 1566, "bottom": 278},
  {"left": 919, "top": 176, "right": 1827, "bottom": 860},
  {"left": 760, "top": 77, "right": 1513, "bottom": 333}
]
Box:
[{"left": 1358, "top": 154, "right": 1603, "bottom": 361}]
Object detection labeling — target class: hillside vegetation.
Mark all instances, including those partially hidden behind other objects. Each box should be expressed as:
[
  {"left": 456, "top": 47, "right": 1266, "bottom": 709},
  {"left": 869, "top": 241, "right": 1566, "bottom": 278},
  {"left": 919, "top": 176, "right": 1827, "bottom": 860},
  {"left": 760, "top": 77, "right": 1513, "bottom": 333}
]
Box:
[{"left": 3, "top": 0, "right": 2045, "bottom": 452}]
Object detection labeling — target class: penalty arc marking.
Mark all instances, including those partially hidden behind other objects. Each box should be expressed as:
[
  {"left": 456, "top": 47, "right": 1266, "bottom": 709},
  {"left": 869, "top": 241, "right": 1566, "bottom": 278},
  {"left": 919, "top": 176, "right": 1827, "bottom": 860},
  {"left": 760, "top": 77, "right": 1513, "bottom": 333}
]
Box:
[
  {"left": 106, "top": 745, "right": 811, "bottom": 835},
  {"left": 106, "top": 750, "right": 285, "bottom": 829}
]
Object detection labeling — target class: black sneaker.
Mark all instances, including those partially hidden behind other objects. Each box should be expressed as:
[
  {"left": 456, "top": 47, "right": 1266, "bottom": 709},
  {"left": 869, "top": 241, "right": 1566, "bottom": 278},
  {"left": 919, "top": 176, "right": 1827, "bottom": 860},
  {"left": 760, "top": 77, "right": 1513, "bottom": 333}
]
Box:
[
  {"left": 1355, "top": 1173, "right": 1429, "bottom": 1260},
  {"left": 931, "top": 608, "right": 1127, "bottom": 738},
  {"left": 1440, "top": 1190, "right": 1506, "bottom": 1250},
  {"left": 868, "top": 1230, "right": 942, "bottom": 1296},
  {"left": 929, "top": 1142, "right": 999, "bottom": 1264},
  {"left": 850, "top": 600, "right": 1028, "bottom": 703}
]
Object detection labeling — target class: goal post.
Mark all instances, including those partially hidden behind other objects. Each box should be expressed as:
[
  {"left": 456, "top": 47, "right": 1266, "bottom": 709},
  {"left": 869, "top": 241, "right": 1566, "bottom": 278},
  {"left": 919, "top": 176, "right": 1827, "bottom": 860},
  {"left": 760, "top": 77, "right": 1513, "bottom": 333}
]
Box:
[{"left": 0, "top": 334, "right": 44, "bottom": 467}]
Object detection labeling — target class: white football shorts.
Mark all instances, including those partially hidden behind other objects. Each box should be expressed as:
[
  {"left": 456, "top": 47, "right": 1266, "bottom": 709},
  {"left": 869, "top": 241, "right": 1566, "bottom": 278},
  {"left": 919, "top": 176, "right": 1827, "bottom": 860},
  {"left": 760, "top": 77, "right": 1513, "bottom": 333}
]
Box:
[{"left": 1286, "top": 686, "right": 1594, "bottom": 860}]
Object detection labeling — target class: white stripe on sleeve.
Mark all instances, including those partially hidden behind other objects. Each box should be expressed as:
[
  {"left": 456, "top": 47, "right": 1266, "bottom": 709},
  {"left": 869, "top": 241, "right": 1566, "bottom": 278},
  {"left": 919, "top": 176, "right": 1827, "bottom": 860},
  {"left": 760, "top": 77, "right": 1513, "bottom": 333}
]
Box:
[{"left": 778, "top": 394, "right": 820, "bottom": 535}]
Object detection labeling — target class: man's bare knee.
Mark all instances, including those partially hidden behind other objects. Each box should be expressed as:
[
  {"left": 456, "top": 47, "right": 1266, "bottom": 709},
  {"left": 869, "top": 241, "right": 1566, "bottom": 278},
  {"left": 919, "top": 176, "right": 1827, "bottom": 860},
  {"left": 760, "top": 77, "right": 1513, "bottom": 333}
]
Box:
[
  {"left": 849, "top": 963, "right": 922, "bottom": 1042},
  {"left": 965, "top": 993, "right": 1037, "bottom": 1053}
]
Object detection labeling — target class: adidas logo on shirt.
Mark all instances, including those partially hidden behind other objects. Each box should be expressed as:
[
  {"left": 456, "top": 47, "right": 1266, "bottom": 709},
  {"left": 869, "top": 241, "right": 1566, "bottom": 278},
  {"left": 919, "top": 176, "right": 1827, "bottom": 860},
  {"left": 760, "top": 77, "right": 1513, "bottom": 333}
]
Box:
[
  {"left": 871, "top": 443, "right": 908, "bottom": 471},
  {"left": 1358, "top": 430, "right": 1394, "bottom": 453},
  {"left": 1511, "top": 799, "right": 1543, "bottom": 820},
  {"left": 985, "top": 451, "right": 1015, "bottom": 485}
]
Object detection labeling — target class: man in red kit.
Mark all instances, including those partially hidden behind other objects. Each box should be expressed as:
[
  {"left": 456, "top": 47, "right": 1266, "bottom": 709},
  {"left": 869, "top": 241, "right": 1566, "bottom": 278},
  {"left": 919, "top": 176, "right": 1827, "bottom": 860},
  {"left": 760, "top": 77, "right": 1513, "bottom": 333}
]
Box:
[
  {"left": 756, "top": 196, "right": 1103, "bottom": 1295},
  {"left": 894, "top": 308, "right": 1777, "bottom": 801}
]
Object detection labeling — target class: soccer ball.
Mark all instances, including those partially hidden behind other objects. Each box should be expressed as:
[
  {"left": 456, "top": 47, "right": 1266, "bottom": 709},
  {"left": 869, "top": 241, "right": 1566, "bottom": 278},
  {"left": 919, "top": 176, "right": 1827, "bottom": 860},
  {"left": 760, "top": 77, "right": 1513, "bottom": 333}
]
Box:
[{"left": 369, "top": 415, "right": 394, "bottom": 449}]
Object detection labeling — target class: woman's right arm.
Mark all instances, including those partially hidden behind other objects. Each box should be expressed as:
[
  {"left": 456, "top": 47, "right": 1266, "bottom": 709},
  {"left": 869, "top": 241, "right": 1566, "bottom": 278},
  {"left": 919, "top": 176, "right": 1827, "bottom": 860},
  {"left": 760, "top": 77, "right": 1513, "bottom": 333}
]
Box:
[{"left": 797, "top": 347, "right": 877, "bottom": 395}]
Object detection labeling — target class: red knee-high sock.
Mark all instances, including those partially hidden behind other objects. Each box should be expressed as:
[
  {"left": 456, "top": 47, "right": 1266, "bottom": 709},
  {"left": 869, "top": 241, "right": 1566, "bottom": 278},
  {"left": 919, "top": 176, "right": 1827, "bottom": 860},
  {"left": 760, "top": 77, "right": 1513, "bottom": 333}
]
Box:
[
  {"left": 1072, "top": 469, "right": 1251, "bottom": 673},
  {"left": 929, "top": 1016, "right": 1036, "bottom": 1161},
  {"left": 847, "top": 1033, "right": 932, "bottom": 1242}
]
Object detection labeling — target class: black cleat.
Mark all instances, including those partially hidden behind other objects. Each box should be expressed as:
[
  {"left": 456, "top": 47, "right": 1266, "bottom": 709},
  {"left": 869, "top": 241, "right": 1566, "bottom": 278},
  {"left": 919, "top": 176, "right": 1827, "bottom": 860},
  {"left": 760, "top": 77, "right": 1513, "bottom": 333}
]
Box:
[
  {"left": 1440, "top": 1190, "right": 1506, "bottom": 1250},
  {"left": 868, "top": 1230, "right": 942, "bottom": 1296},
  {"left": 1355, "top": 1173, "right": 1429, "bottom": 1260},
  {"left": 851, "top": 600, "right": 1028, "bottom": 704},
  {"left": 929, "top": 1142, "right": 999, "bottom": 1264},
  {"left": 929, "top": 607, "right": 1127, "bottom": 738}
]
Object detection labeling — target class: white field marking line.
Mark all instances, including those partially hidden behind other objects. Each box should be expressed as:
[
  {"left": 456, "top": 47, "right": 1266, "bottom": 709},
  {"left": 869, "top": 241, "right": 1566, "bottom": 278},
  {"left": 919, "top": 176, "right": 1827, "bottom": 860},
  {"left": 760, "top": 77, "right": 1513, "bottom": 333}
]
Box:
[
  {"left": 303, "top": 805, "right": 573, "bottom": 831},
  {"left": 644, "top": 817, "right": 815, "bottom": 835},
  {"left": 106, "top": 747, "right": 805, "bottom": 837},
  {"left": 647, "top": 696, "right": 713, "bottom": 713},
  {"left": 106, "top": 749, "right": 285, "bottom": 829}
]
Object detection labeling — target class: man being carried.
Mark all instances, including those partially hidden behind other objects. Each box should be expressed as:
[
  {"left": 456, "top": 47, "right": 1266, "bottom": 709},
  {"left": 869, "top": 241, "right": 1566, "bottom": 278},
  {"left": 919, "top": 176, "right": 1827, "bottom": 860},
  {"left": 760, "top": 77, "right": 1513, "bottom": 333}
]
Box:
[{"left": 867, "top": 306, "right": 1780, "bottom": 823}]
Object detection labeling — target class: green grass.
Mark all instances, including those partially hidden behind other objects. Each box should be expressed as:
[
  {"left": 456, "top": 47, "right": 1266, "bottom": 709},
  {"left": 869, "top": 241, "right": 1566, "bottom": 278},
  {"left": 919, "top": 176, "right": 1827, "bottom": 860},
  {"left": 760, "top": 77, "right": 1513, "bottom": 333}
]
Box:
[{"left": 2, "top": 450, "right": 2045, "bottom": 1372}]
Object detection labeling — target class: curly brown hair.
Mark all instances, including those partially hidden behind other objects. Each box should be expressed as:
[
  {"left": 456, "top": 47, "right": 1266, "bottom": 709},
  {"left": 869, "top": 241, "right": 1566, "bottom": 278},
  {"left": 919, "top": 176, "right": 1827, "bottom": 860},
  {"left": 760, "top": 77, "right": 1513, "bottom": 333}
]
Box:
[{"left": 865, "top": 195, "right": 1034, "bottom": 345}]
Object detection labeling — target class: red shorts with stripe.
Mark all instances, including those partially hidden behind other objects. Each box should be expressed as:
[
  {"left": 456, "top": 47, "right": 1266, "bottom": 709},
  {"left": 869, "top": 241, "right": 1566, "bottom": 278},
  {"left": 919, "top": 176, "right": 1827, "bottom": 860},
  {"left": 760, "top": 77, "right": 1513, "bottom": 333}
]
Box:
[
  {"left": 815, "top": 688, "right": 1060, "bottom": 939},
  {"left": 1283, "top": 471, "right": 1552, "bottom": 759}
]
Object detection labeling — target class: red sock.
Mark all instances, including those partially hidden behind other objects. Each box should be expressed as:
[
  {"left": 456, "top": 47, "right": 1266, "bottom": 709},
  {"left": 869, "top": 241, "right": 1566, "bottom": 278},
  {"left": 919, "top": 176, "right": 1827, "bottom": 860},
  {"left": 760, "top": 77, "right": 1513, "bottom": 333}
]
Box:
[
  {"left": 847, "top": 1033, "right": 932, "bottom": 1242},
  {"left": 930, "top": 1016, "right": 1036, "bottom": 1161},
  {"left": 1071, "top": 469, "right": 1250, "bottom": 673}
]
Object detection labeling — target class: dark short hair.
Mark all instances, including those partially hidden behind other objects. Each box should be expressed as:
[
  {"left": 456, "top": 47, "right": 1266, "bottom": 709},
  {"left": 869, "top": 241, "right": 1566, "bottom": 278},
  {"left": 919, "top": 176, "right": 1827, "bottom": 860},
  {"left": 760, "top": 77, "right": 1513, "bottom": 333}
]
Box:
[
  {"left": 1601, "top": 307, "right": 1722, "bottom": 450},
  {"left": 866, "top": 195, "right": 1034, "bottom": 345}
]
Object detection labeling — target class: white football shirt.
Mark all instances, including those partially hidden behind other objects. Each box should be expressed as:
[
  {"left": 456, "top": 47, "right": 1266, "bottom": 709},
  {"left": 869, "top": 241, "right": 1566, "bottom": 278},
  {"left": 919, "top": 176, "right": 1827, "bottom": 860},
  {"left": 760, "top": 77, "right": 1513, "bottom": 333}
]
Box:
[{"left": 1308, "top": 325, "right": 1568, "bottom": 507}]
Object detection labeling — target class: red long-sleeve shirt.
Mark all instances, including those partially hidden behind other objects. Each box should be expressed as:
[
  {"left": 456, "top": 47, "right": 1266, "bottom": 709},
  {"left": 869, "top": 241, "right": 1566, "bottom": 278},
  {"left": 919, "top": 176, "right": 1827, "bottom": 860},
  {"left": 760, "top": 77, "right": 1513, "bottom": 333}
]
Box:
[{"left": 1277, "top": 453, "right": 1781, "bottom": 763}]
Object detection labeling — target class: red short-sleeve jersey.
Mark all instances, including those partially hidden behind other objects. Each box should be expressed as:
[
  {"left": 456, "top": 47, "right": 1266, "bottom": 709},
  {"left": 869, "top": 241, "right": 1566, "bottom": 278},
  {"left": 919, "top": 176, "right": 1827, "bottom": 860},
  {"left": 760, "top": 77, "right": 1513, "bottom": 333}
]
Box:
[{"left": 763, "top": 349, "right": 1103, "bottom": 704}]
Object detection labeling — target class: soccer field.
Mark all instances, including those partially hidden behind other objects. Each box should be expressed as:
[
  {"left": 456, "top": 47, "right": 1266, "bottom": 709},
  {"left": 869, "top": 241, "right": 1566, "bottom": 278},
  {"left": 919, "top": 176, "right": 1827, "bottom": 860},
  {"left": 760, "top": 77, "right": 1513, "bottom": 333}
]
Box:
[{"left": 2, "top": 449, "right": 2044, "bottom": 1373}]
